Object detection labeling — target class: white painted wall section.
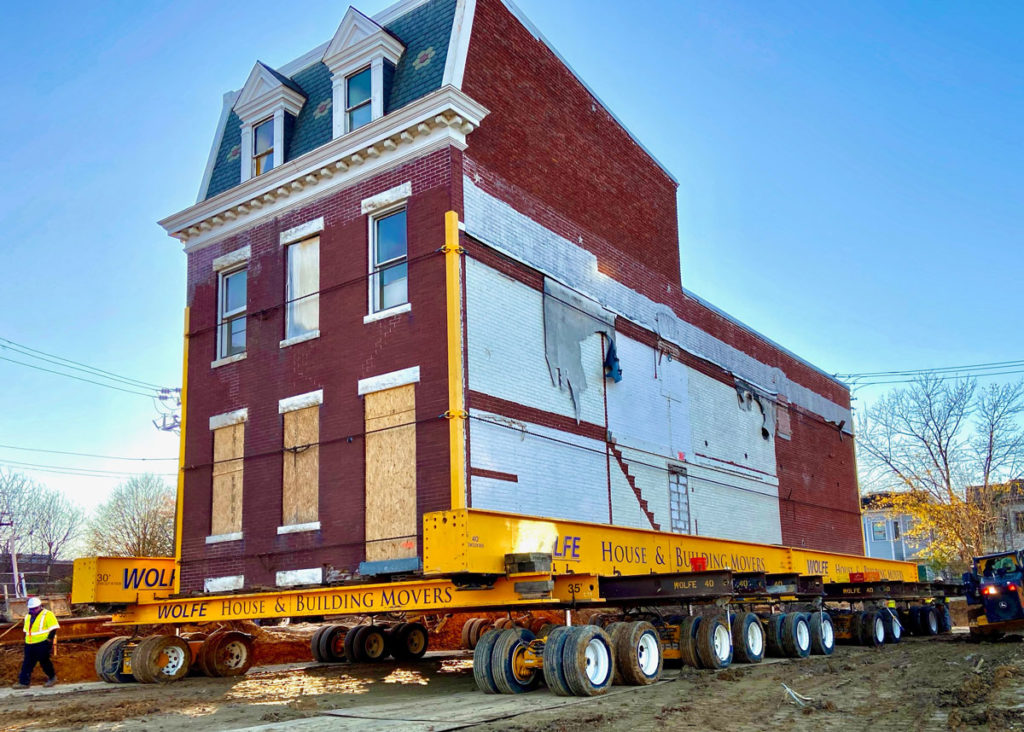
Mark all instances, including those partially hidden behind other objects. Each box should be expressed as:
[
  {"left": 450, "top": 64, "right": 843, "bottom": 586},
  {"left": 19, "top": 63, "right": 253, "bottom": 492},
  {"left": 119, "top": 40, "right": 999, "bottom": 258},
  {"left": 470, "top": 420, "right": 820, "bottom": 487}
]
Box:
[
  {"left": 609, "top": 458, "right": 651, "bottom": 529},
  {"left": 466, "top": 258, "right": 605, "bottom": 424},
  {"left": 688, "top": 465, "right": 782, "bottom": 545}
]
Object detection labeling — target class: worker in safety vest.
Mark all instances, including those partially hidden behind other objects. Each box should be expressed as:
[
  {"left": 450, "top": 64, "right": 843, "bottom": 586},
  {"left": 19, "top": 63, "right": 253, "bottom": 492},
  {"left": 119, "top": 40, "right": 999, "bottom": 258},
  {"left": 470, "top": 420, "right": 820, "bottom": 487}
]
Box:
[{"left": 13, "top": 597, "right": 59, "bottom": 688}]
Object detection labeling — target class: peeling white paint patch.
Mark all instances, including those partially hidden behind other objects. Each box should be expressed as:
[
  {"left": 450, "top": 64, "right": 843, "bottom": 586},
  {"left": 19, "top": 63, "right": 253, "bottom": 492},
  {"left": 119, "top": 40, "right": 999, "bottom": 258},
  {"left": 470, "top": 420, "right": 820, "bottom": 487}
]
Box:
[
  {"left": 204, "top": 575, "right": 244, "bottom": 592},
  {"left": 276, "top": 567, "right": 323, "bottom": 587}
]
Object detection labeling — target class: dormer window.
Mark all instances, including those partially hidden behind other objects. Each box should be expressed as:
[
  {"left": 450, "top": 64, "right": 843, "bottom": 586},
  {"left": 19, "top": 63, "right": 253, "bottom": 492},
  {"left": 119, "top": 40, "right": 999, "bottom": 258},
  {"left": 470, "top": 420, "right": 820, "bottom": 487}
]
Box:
[
  {"left": 323, "top": 8, "right": 405, "bottom": 140},
  {"left": 253, "top": 118, "right": 274, "bottom": 176},
  {"left": 346, "top": 68, "right": 373, "bottom": 132}
]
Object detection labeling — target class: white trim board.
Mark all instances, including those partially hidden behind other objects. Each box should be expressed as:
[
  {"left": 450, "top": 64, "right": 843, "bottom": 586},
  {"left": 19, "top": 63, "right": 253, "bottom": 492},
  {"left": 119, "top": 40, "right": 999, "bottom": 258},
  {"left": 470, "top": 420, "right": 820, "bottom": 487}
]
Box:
[
  {"left": 209, "top": 408, "right": 248, "bottom": 430},
  {"left": 279, "top": 389, "right": 324, "bottom": 413},
  {"left": 358, "top": 366, "right": 420, "bottom": 395},
  {"left": 443, "top": 0, "right": 476, "bottom": 89}
]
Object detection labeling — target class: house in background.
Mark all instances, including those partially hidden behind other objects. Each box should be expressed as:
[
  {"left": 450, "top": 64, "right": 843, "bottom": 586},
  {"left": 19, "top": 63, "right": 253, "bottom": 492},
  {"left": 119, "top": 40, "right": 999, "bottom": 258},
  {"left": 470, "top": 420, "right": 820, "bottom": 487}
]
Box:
[
  {"left": 861, "top": 493, "right": 923, "bottom": 562},
  {"left": 160, "top": 0, "right": 864, "bottom": 594},
  {"left": 968, "top": 478, "right": 1024, "bottom": 554}
]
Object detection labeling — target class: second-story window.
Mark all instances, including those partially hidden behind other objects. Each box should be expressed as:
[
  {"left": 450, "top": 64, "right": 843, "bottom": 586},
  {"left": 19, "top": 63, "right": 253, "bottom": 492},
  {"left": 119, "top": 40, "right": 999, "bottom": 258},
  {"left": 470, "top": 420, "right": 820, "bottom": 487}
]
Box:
[
  {"left": 253, "top": 118, "right": 274, "bottom": 176},
  {"left": 346, "top": 68, "right": 372, "bottom": 132},
  {"left": 371, "top": 209, "right": 407, "bottom": 312},
  {"left": 218, "top": 267, "right": 247, "bottom": 359},
  {"left": 285, "top": 236, "right": 320, "bottom": 339}
]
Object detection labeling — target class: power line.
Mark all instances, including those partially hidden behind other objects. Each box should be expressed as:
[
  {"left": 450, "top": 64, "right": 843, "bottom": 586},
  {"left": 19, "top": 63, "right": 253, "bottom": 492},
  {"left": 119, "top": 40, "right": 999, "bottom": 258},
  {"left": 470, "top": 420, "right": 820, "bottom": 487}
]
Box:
[
  {"left": 0, "top": 444, "right": 177, "bottom": 462},
  {"left": 847, "top": 368, "right": 1024, "bottom": 388},
  {"left": 0, "top": 355, "right": 161, "bottom": 398},
  {"left": 0, "top": 459, "right": 176, "bottom": 478},
  {"left": 837, "top": 358, "right": 1024, "bottom": 380},
  {"left": 0, "top": 336, "right": 172, "bottom": 391}
]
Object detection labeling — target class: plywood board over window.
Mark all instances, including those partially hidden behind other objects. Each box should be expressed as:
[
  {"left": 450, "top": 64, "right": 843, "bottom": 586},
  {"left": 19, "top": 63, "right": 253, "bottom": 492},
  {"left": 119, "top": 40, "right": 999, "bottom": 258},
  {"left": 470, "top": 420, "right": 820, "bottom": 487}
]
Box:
[
  {"left": 283, "top": 406, "right": 319, "bottom": 526},
  {"left": 212, "top": 423, "right": 244, "bottom": 535},
  {"left": 364, "top": 384, "right": 417, "bottom": 561}
]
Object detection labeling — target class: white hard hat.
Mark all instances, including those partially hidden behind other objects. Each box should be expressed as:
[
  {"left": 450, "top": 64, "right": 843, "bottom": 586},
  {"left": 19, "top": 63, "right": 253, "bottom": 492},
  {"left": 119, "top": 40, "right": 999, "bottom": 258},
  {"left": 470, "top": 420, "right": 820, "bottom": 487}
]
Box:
[{"left": 26, "top": 597, "right": 42, "bottom": 609}]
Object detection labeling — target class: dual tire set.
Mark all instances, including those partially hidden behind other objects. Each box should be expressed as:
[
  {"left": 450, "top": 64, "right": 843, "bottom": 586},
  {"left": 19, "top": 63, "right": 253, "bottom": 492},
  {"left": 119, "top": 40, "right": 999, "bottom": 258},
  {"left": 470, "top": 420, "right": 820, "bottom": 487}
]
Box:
[
  {"left": 94, "top": 631, "right": 254, "bottom": 683},
  {"left": 675, "top": 611, "right": 834, "bottom": 670},
  {"left": 833, "top": 604, "right": 948, "bottom": 647},
  {"left": 310, "top": 622, "right": 429, "bottom": 664},
  {"left": 473, "top": 621, "right": 662, "bottom": 696}
]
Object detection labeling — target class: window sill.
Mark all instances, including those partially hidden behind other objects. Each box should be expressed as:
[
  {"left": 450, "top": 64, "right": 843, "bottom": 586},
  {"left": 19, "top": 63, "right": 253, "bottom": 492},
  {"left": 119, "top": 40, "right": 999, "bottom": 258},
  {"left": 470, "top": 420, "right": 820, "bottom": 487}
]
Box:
[
  {"left": 211, "top": 353, "right": 246, "bottom": 369},
  {"left": 206, "top": 532, "right": 243, "bottom": 544},
  {"left": 277, "top": 522, "right": 321, "bottom": 535},
  {"left": 280, "top": 330, "right": 320, "bottom": 349},
  {"left": 364, "top": 302, "right": 410, "bottom": 324}
]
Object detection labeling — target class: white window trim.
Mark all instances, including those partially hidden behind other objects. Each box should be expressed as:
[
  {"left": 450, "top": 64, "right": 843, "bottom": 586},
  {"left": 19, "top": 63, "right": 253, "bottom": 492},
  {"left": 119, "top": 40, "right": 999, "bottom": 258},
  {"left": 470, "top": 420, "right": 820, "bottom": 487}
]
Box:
[
  {"left": 358, "top": 366, "right": 419, "bottom": 396},
  {"left": 210, "top": 408, "right": 248, "bottom": 430},
  {"left": 234, "top": 62, "right": 306, "bottom": 183},
  {"left": 279, "top": 389, "right": 324, "bottom": 414},
  {"left": 211, "top": 352, "right": 247, "bottom": 369},
  {"left": 368, "top": 203, "right": 409, "bottom": 315},
  {"left": 363, "top": 302, "right": 410, "bottom": 324},
  {"left": 212, "top": 245, "right": 251, "bottom": 272},
  {"left": 277, "top": 521, "right": 321, "bottom": 535},
  {"left": 344, "top": 65, "right": 374, "bottom": 134},
  {"left": 280, "top": 217, "right": 324, "bottom": 246},
  {"left": 276, "top": 567, "right": 323, "bottom": 587},
  {"left": 280, "top": 330, "right": 320, "bottom": 349},
  {"left": 204, "top": 575, "right": 244, "bottom": 592},
  {"left": 217, "top": 265, "right": 248, "bottom": 361},
  {"left": 206, "top": 532, "right": 243, "bottom": 544}
]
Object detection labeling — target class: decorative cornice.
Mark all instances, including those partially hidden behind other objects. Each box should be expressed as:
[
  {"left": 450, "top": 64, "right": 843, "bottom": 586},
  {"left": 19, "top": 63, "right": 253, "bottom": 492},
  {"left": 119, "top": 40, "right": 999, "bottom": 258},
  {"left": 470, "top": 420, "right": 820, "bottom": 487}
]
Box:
[{"left": 160, "top": 86, "right": 488, "bottom": 252}]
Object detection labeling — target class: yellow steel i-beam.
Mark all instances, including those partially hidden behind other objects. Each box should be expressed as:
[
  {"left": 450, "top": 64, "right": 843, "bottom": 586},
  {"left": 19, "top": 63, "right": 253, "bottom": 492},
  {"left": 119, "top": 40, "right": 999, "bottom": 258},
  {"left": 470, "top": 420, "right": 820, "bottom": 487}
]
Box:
[
  {"left": 172, "top": 307, "right": 190, "bottom": 591},
  {"left": 443, "top": 211, "right": 467, "bottom": 510}
]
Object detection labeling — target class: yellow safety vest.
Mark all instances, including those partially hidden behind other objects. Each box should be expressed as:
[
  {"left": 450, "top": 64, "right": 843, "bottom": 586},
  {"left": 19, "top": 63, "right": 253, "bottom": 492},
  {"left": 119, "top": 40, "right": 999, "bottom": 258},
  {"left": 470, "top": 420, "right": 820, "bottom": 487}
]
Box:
[{"left": 23, "top": 609, "right": 59, "bottom": 645}]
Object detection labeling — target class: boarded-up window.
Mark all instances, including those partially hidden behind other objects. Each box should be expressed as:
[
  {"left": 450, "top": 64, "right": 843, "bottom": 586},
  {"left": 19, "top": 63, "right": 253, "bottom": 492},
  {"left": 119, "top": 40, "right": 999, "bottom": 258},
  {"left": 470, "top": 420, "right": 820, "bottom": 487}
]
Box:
[
  {"left": 283, "top": 406, "right": 319, "bottom": 526},
  {"left": 212, "top": 423, "right": 244, "bottom": 535},
  {"left": 364, "top": 384, "right": 417, "bottom": 561}
]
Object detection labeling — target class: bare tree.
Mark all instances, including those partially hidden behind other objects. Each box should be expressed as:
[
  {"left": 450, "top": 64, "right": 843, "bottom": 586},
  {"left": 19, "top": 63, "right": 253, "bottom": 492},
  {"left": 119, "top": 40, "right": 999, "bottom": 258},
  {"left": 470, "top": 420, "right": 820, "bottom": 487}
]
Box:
[
  {"left": 0, "top": 469, "right": 43, "bottom": 556},
  {"left": 30, "top": 490, "right": 85, "bottom": 563},
  {"left": 86, "top": 474, "right": 175, "bottom": 557},
  {"left": 858, "top": 375, "right": 1024, "bottom": 572}
]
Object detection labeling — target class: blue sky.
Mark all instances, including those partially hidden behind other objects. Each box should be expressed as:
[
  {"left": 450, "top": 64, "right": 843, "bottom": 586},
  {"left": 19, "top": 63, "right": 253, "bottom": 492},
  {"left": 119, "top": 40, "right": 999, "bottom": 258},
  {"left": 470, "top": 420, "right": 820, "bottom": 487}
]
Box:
[{"left": 0, "top": 1, "right": 1020, "bottom": 516}]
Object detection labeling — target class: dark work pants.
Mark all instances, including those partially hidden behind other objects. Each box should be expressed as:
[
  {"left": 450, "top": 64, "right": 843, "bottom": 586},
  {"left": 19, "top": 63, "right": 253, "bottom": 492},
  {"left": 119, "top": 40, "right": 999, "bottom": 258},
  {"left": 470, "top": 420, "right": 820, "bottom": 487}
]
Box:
[{"left": 19, "top": 642, "right": 55, "bottom": 685}]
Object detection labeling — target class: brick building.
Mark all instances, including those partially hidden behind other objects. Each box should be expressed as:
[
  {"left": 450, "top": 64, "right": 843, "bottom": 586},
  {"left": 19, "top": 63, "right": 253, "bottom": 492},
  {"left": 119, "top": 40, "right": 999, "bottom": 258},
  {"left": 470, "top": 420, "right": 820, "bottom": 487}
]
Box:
[{"left": 160, "top": 0, "right": 862, "bottom": 593}]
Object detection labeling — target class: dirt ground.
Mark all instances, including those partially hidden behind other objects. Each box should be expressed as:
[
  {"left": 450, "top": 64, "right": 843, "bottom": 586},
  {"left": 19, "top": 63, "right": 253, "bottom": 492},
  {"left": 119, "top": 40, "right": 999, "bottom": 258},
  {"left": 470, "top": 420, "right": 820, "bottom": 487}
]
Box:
[{"left": 1, "top": 632, "right": 1023, "bottom": 731}]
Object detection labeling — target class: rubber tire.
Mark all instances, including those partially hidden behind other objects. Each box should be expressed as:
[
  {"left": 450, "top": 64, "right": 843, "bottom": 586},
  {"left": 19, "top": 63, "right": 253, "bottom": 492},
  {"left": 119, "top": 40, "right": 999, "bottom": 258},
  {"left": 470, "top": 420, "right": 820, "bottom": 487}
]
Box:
[
  {"left": 95, "top": 636, "right": 134, "bottom": 683},
  {"left": 469, "top": 618, "right": 488, "bottom": 649},
  {"left": 919, "top": 606, "right": 939, "bottom": 636},
  {"left": 205, "top": 631, "right": 254, "bottom": 677},
  {"left": 881, "top": 609, "right": 902, "bottom": 644},
  {"left": 473, "top": 629, "right": 502, "bottom": 694},
  {"left": 562, "top": 625, "right": 615, "bottom": 696},
  {"left": 542, "top": 626, "right": 573, "bottom": 697},
  {"left": 130, "top": 636, "right": 159, "bottom": 683},
  {"left": 781, "top": 613, "right": 811, "bottom": 659},
  {"left": 907, "top": 606, "right": 923, "bottom": 635},
  {"left": 320, "top": 625, "right": 348, "bottom": 662},
  {"left": 135, "top": 635, "right": 190, "bottom": 683},
  {"left": 696, "top": 616, "right": 733, "bottom": 670},
  {"left": 310, "top": 626, "right": 329, "bottom": 662},
  {"left": 679, "top": 616, "right": 703, "bottom": 668},
  {"left": 765, "top": 614, "right": 787, "bottom": 657},
  {"left": 860, "top": 610, "right": 885, "bottom": 648},
  {"left": 849, "top": 611, "right": 867, "bottom": 645},
  {"left": 461, "top": 618, "right": 476, "bottom": 650},
  {"left": 613, "top": 621, "right": 663, "bottom": 685},
  {"left": 937, "top": 604, "right": 953, "bottom": 634},
  {"left": 731, "top": 612, "right": 764, "bottom": 664},
  {"left": 491, "top": 628, "right": 540, "bottom": 694},
  {"left": 809, "top": 612, "right": 835, "bottom": 656},
  {"left": 391, "top": 622, "right": 429, "bottom": 661},
  {"left": 345, "top": 625, "right": 369, "bottom": 662}
]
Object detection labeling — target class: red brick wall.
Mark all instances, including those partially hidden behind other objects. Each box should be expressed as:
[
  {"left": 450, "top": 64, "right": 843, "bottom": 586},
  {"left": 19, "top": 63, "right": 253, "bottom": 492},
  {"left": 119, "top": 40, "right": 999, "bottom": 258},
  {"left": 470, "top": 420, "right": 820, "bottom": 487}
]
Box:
[
  {"left": 180, "top": 149, "right": 458, "bottom": 591},
  {"left": 461, "top": 0, "right": 681, "bottom": 289}
]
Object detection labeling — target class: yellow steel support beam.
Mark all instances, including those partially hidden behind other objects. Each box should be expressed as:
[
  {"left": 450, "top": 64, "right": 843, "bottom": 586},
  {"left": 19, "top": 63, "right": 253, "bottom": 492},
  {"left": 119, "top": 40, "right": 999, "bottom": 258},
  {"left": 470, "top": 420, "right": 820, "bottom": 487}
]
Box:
[
  {"left": 173, "top": 307, "right": 190, "bottom": 592},
  {"left": 443, "top": 210, "right": 467, "bottom": 510},
  {"left": 112, "top": 574, "right": 601, "bottom": 626},
  {"left": 423, "top": 508, "right": 918, "bottom": 583}
]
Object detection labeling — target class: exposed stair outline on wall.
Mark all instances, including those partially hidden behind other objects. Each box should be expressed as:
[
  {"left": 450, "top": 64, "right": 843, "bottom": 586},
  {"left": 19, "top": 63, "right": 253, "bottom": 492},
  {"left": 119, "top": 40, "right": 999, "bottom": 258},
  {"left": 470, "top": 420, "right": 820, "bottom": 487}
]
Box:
[{"left": 608, "top": 437, "right": 660, "bottom": 531}]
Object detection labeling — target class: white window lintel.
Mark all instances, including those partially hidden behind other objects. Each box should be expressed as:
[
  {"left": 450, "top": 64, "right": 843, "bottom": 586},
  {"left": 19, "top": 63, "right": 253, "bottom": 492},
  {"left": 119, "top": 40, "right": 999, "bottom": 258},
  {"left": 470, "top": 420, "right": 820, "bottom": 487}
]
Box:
[
  {"left": 277, "top": 521, "right": 321, "bottom": 535},
  {"left": 358, "top": 366, "right": 420, "bottom": 395},
  {"left": 280, "top": 217, "right": 325, "bottom": 246},
  {"left": 206, "top": 532, "right": 243, "bottom": 544},
  {"left": 276, "top": 567, "right": 323, "bottom": 587},
  {"left": 210, "top": 408, "right": 248, "bottom": 430},
  {"left": 204, "top": 575, "right": 244, "bottom": 592},
  {"left": 212, "top": 245, "right": 251, "bottom": 272},
  {"left": 279, "top": 389, "right": 324, "bottom": 414},
  {"left": 361, "top": 182, "right": 412, "bottom": 215}
]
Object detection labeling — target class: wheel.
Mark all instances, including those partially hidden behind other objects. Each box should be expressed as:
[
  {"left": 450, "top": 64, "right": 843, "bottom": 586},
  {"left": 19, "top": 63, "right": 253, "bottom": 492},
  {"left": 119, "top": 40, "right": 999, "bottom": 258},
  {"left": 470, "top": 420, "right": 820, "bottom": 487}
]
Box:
[
  {"left": 919, "top": 606, "right": 939, "bottom": 636},
  {"left": 132, "top": 635, "right": 191, "bottom": 683},
  {"left": 345, "top": 625, "right": 368, "bottom": 662},
  {"left": 391, "top": 622, "right": 429, "bottom": 661},
  {"left": 765, "top": 613, "right": 787, "bottom": 657},
  {"left": 731, "top": 612, "right": 764, "bottom": 664},
  {"left": 311, "top": 626, "right": 328, "bottom": 662},
  {"left": 491, "top": 628, "right": 541, "bottom": 694},
  {"left": 781, "top": 613, "right": 811, "bottom": 659},
  {"left": 348, "top": 626, "right": 388, "bottom": 662},
  {"left": 461, "top": 618, "right": 476, "bottom": 650},
  {"left": 562, "top": 625, "right": 614, "bottom": 696},
  {"left": 850, "top": 611, "right": 867, "bottom": 645},
  {"left": 319, "top": 625, "right": 348, "bottom": 662},
  {"left": 468, "top": 618, "right": 489, "bottom": 649},
  {"left": 679, "top": 616, "right": 703, "bottom": 668},
  {"left": 473, "top": 629, "right": 502, "bottom": 694},
  {"left": 899, "top": 609, "right": 915, "bottom": 636},
  {"left": 860, "top": 610, "right": 885, "bottom": 648},
  {"left": 542, "top": 626, "right": 573, "bottom": 696},
  {"left": 907, "top": 606, "right": 923, "bottom": 635},
  {"left": 204, "top": 631, "right": 254, "bottom": 677},
  {"left": 881, "top": 609, "right": 902, "bottom": 644},
  {"left": 696, "top": 615, "right": 733, "bottom": 670},
  {"left": 937, "top": 604, "right": 953, "bottom": 633},
  {"left": 809, "top": 612, "right": 835, "bottom": 656},
  {"left": 95, "top": 636, "right": 135, "bottom": 683},
  {"left": 612, "top": 621, "right": 663, "bottom": 684}
]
